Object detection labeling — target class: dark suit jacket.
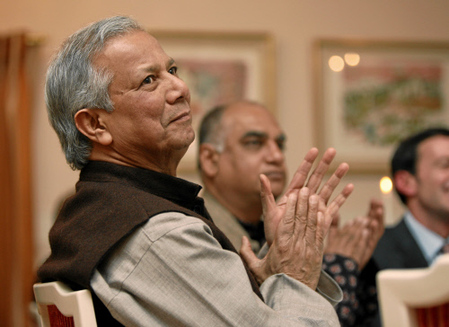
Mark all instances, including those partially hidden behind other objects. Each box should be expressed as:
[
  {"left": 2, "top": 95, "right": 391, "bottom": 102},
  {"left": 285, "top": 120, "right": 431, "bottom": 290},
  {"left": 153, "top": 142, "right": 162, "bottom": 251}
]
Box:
[
  {"left": 373, "top": 217, "right": 429, "bottom": 270},
  {"left": 363, "top": 217, "right": 428, "bottom": 327}
]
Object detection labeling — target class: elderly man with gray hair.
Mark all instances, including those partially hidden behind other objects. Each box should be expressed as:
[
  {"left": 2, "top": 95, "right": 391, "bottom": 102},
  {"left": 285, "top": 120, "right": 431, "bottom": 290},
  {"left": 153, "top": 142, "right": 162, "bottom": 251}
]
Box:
[{"left": 38, "top": 15, "right": 353, "bottom": 326}]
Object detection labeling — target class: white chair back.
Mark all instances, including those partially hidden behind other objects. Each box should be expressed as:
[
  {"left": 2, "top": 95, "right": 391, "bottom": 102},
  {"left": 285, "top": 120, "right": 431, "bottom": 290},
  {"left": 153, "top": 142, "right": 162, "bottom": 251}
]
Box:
[
  {"left": 377, "top": 254, "right": 449, "bottom": 327},
  {"left": 33, "top": 281, "right": 97, "bottom": 327}
]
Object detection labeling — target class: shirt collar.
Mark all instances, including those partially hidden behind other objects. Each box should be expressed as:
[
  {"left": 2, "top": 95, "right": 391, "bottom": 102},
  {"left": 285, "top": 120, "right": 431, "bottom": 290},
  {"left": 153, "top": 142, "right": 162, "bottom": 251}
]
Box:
[{"left": 404, "top": 211, "right": 448, "bottom": 265}]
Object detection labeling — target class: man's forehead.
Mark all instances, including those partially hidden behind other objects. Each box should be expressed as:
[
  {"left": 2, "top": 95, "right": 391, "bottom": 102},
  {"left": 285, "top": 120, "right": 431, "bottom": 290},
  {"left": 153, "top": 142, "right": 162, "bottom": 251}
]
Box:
[
  {"left": 228, "top": 116, "right": 283, "bottom": 138},
  {"left": 240, "top": 130, "right": 285, "bottom": 140},
  {"left": 95, "top": 31, "right": 164, "bottom": 63},
  {"left": 227, "top": 118, "right": 276, "bottom": 136},
  {"left": 241, "top": 130, "right": 269, "bottom": 139},
  {"left": 420, "top": 135, "right": 449, "bottom": 150},
  {"left": 93, "top": 31, "right": 174, "bottom": 83},
  {"left": 418, "top": 135, "right": 449, "bottom": 160}
]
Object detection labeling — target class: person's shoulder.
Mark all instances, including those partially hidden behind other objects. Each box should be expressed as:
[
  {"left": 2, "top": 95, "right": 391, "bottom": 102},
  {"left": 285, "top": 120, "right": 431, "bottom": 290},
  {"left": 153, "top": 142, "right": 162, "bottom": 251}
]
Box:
[
  {"left": 141, "top": 212, "right": 213, "bottom": 242},
  {"left": 62, "top": 180, "right": 161, "bottom": 228},
  {"left": 79, "top": 177, "right": 147, "bottom": 199},
  {"left": 376, "top": 220, "right": 404, "bottom": 251},
  {"left": 77, "top": 178, "right": 177, "bottom": 215},
  {"left": 373, "top": 218, "right": 404, "bottom": 255},
  {"left": 382, "top": 217, "right": 408, "bottom": 239},
  {"left": 373, "top": 217, "right": 418, "bottom": 269}
]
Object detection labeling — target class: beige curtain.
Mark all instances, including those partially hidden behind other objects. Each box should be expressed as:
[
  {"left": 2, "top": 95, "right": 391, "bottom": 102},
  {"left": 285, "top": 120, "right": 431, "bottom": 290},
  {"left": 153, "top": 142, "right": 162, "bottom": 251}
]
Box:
[{"left": 0, "top": 32, "right": 34, "bottom": 327}]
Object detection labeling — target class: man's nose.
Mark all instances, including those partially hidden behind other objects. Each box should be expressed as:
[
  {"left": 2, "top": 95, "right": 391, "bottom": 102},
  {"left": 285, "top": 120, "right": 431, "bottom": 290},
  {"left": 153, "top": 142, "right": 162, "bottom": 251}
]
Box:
[
  {"left": 166, "top": 74, "right": 190, "bottom": 104},
  {"left": 266, "top": 141, "right": 284, "bottom": 163}
]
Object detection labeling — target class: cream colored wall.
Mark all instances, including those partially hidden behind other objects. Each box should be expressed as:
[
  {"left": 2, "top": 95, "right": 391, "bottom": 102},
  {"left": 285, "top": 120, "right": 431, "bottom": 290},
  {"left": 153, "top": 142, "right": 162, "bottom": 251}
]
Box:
[{"left": 2, "top": 0, "right": 448, "bottom": 265}]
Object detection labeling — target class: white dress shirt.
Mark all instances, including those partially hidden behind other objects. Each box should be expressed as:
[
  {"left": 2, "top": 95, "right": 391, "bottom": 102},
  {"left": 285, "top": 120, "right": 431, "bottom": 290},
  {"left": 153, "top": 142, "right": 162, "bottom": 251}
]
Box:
[{"left": 404, "top": 211, "right": 449, "bottom": 265}]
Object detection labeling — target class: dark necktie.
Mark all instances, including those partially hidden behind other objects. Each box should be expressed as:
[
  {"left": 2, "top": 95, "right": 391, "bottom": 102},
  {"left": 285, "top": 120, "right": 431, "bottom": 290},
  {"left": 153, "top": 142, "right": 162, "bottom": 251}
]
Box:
[{"left": 439, "top": 240, "right": 449, "bottom": 254}]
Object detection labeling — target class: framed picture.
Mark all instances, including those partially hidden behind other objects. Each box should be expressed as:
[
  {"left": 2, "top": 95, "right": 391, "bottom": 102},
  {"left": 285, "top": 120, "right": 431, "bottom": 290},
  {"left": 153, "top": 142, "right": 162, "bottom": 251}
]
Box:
[
  {"left": 151, "top": 30, "right": 276, "bottom": 173},
  {"left": 314, "top": 39, "right": 449, "bottom": 173}
]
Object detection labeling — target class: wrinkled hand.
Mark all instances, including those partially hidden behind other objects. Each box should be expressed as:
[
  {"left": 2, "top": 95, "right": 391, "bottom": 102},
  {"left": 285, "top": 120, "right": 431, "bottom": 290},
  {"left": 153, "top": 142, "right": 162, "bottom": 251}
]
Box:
[
  {"left": 240, "top": 148, "right": 353, "bottom": 290},
  {"left": 324, "top": 199, "right": 385, "bottom": 270},
  {"left": 325, "top": 215, "right": 371, "bottom": 269},
  {"left": 264, "top": 147, "right": 351, "bottom": 246}
]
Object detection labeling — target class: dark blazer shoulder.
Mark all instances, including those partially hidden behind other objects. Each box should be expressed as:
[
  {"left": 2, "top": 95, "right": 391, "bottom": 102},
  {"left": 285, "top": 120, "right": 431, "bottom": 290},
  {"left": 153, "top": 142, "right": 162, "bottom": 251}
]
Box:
[{"left": 373, "top": 218, "right": 428, "bottom": 269}]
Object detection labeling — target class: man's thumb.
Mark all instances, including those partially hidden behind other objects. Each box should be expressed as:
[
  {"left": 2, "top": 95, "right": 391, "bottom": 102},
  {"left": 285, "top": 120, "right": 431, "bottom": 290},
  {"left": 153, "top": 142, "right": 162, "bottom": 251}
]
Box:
[{"left": 239, "top": 236, "right": 258, "bottom": 269}]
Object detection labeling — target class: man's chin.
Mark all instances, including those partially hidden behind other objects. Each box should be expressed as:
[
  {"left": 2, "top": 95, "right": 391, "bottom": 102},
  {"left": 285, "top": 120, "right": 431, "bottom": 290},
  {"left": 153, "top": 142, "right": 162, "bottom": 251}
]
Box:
[
  {"left": 270, "top": 182, "right": 286, "bottom": 199},
  {"left": 181, "top": 128, "right": 195, "bottom": 145},
  {"left": 173, "top": 130, "right": 195, "bottom": 156}
]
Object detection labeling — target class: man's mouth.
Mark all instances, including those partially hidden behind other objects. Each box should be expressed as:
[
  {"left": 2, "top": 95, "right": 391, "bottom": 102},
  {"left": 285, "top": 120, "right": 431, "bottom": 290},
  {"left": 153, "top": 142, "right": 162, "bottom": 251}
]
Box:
[
  {"left": 169, "top": 111, "right": 191, "bottom": 124},
  {"left": 264, "top": 171, "right": 285, "bottom": 181}
]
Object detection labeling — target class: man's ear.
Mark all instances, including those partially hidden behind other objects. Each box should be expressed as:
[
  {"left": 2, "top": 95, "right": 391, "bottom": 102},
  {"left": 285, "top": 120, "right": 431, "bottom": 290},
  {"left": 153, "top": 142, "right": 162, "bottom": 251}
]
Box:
[
  {"left": 394, "top": 170, "right": 418, "bottom": 198},
  {"left": 74, "top": 108, "right": 112, "bottom": 146},
  {"left": 199, "top": 144, "right": 220, "bottom": 177}
]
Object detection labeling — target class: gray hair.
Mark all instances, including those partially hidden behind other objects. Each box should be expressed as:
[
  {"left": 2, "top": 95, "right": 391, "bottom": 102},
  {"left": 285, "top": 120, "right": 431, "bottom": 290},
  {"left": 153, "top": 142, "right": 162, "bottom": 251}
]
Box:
[{"left": 45, "top": 16, "right": 144, "bottom": 170}]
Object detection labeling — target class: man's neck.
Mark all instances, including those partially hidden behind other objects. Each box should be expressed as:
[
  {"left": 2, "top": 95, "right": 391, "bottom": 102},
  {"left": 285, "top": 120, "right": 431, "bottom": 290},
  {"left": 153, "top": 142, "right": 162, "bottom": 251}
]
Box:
[
  {"left": 206, "top": 187, "right": 262, "bottom": 225},
  {"left": 89, "top": 150, "right": 180, "bottom": 176},
  {"left": 230, "top": 205, "right": 262, "bottom": 225},
  {"left": 408, "top": 204, "right": 449, "bottom": 238}
]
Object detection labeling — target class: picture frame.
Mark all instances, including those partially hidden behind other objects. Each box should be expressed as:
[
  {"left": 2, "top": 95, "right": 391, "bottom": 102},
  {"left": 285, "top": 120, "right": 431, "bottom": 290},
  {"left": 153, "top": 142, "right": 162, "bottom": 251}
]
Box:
[
  {"left": 151, "top": 30, "right": 276, "bottom": 173},
  {"left": 313, "top": 39, "right": 449, "bottom": 173}
]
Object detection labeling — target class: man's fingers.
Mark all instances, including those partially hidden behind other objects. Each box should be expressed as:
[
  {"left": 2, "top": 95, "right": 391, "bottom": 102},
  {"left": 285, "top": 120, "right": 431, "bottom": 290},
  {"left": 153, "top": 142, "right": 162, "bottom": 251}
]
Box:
[
  {"left": 326, "top": 183, "right": 354, "bottom": 221},
  {"left": 351, "top": 225, "right": 371, "bottom": 267},
  {"left": 260, "top": 174, "right": 276, "bottom": 215},
  {"left": 303, "top": 194, "right": 319, "bottom": 244},
  {"left": 366, "top": 198, "right": 385, "bottom": 241},
  {"left": 294, "top": 187, "right": 310, "bottom": 239},
  {"left": 239, "top": 236, "right": 262, "bottom": 280},
  {"left": 305, "top": 148, "right": 337, "bottom": 194},
  {"left": 315, "top": 211, "right": 328, "bottom": 246},
  {"left": 283, "top": 148, "right": 319, "bottom": 197},
  {"left": 367, "top": 198, "right": 384, "bottom": 219},
  {"left": 317, "top": 162, "right": 350, "bottom": 204},
  {"left": 348, "top": 217, "right": 369, "bottom": 245},
  {"left": 330, "top": 212, "right": 340, "bottom": 228},
  {"left": 281, "top": 191, "right": 299, "bottom": 233}
]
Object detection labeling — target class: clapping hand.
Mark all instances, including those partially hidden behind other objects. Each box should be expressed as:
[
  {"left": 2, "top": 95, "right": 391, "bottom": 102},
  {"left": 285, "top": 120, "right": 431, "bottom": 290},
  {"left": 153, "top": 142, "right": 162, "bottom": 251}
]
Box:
[
  {"left": 324, "top": 199, "right": 384, "bottom": 270},
  {"left": 240, "top": 148, "right": 353, "bottom": 290}
]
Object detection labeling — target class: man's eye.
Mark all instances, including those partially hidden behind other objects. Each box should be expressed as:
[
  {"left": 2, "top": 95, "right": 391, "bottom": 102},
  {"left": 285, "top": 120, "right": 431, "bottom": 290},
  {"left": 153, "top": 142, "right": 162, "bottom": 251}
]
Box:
[
  {"left": 142, "top": 75, "right": 154, "bottom": 85},
  {"left": 168, "top": 66, "right": 178, "bottom": 75},
  {"left": 277, "top": 140, "right": 285, "bottom": 151},
  {"left": 439, "top": 158, "right": 449, "bottom": 168},
  {"left": 243, "top": 139, "right": 263, "bottom": 149}
]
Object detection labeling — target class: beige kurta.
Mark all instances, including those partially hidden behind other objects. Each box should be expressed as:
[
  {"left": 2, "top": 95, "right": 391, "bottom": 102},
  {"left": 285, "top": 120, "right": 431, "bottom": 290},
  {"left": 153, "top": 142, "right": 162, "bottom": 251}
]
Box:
[{"left": 202, "top": 189, "right": 261, "bottom": 252}]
